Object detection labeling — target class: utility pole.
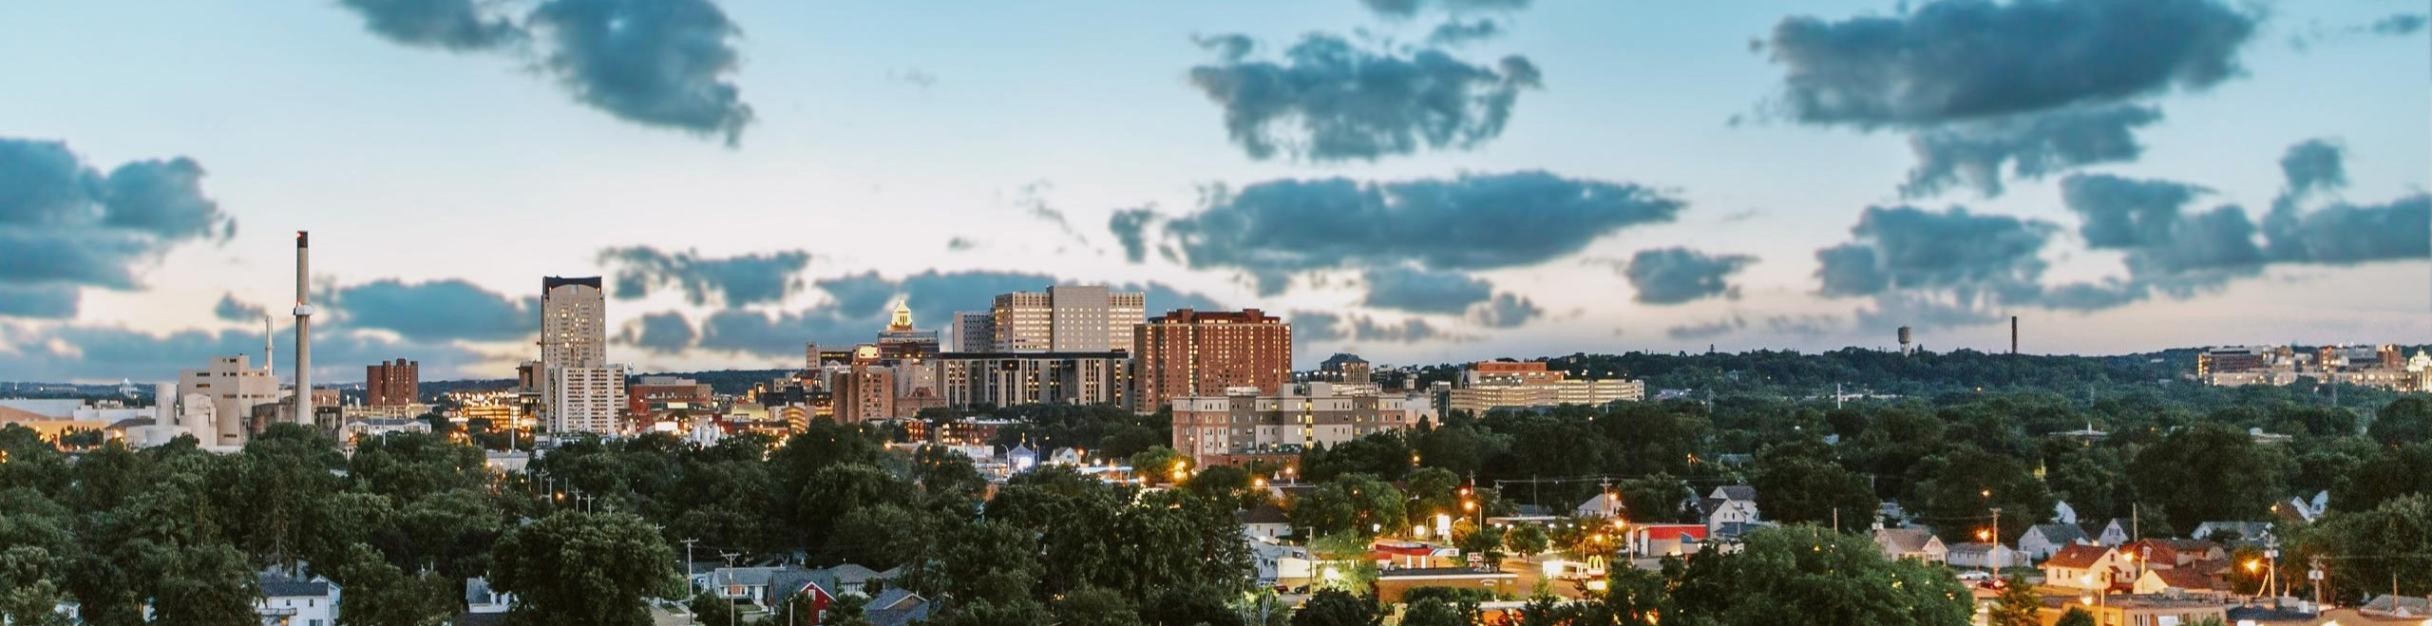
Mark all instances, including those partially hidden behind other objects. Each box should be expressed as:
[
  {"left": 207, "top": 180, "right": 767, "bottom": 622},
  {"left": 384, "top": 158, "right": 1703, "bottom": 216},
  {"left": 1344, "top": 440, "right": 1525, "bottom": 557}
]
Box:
[
  {"left": 719, "top": 551, "right": 742, "bottom": 626},
  {"left": 681, "top": 538, "right": 699, "bottom": 597}
]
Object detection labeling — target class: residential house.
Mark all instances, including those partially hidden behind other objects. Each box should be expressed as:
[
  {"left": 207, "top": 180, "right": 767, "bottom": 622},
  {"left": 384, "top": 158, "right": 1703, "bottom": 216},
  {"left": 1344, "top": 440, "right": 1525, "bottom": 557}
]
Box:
[
  {"left": 2016, "top": 523, "right": 2091, "bottom": 562},
  {"left": 258, "top": 572, "right": 340, "bottom": 626},
  {"left": 2122, "top": 539, "right": 2227, "bottom": 569},
  {"left": 1248, "top": 537, "right": 1314, "bottom": 586},
  {"left": 2041, "top": 544, "right": 2124, "bottom": 591},
  {"left": 2053, "top": 501, "right": 2079, "bottom": 526},
  {"left": 1048, "top": 447, "right": 1085, "bottom": 466},
  {"left": 1701, "top": 485, "right": 1760, "bottom": 534},
  {"left": 863, "top": 588, "right": 932, "bottom": 626},
  {"left": 1573, "top": 492, "right": 1623, "bottom": 519},
  {"left": 1005, "top": 443, "right": 1039, "bottom": 472},
  {"left": 462, "top": 577, "right": 513, "bottom": 614},
  {"left": 2131, "top": 565, "right": 2230, "bottom": 598},
  {"left": 2035, "top": 594, "right": 2228, "bottom": 626},
  {"left": 2096, "top": 518, "right": 2133, "bottom": 547},
  {"left": 1871, "top": 527, "right": 1948, "bottom": 564},
  {"left": 2190, "top": 521, "right": 2272, "bottom": 544},
  {"left": 1239, "top": 504, "right": 1292, "bottom": 541},
  {"left": 1944, "top": 542, "right": 2019, "bottom": 570}
]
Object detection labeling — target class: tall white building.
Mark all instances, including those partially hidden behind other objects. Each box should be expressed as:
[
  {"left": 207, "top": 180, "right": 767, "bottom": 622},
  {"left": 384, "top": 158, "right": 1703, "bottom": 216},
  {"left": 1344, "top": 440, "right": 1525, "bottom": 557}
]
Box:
[
  {"left": 177, "top": 354, "right": 281, "bottom": 447},
  {"left": 538, "top": 277, "right": 625, "bottom": 434},
  {"left": 966, "top": 285, "right": 1145, "bottom": 353}
]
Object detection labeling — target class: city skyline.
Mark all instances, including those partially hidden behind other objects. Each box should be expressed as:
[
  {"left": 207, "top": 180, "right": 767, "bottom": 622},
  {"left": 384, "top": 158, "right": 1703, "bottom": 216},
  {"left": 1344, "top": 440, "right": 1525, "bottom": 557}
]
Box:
[{"left": 3, "top": 0, "right": 2427, "bottom": 383}]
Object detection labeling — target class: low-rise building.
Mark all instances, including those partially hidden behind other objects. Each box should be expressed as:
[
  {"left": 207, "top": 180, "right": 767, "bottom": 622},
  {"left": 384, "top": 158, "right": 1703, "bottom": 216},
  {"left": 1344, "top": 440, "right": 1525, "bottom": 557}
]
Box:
[
  {"left": 258, "top": 572, "right": 340, "bottom": 626},
  {"left": 2017, "top": 523, "right": 2092, "bottom": 562},
  {"left": 1872, "top": 527, "right": 1948, "bottom": 563},
  {"left": 1169, "top": 383, "right": 1429, "bottom": 465},
  {"left": 1945, "top": 542, "right": 2019, "bottom": 570}
]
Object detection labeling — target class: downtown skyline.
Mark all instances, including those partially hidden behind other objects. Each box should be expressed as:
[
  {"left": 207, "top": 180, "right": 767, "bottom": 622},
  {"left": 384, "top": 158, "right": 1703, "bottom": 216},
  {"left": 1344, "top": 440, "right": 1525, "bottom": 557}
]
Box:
[{"left": 2, "top": 0, "right": 2427, "bottom": 383}]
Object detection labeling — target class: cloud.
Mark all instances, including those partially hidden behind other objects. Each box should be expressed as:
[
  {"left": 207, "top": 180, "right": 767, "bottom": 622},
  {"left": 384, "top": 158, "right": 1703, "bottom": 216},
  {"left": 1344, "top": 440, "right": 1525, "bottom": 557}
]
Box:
[
  {"left": 213, "top": 294, "right": 266, "bottom": 322},
  {"left": 1108, "top": 208, "right": 1159, "bottom": 263},
  {"left": 1469, "top": 293, "right": 1541, "bottom": 328},
  {"left": 1350, "top": 316, "right": 1454, "bottom": 343},
  {"left": 618, "top": 311, "right": 697, "bottom": 354},
  {"left": 1011, "top": 181, "right": 1085, "bottom": 243},
  {"left": 0, "top": 322, "right": 486, "bottom": 383},
  {"left": 335, "top": 0, "right": 524, "bottom": 51},
  {"left": 946, "top": 237, "right": 979, "bottom": 252},
  {"left": 1293, "top": 311, "right": 1347, "bottom": 342},
  {"left": 1362, "top": 266, "right": 1492, "bottom": 314},
  {"left": 0, "top": 285, "right": 77, "bottom": 319},
  {"left": 2277, "top": 138, "right": 2346, "bottom": 199},
  {"left": 887, "top": 68, "right": 938, "bottom": 89},
  {"left": 1763, "top": 314, "right": 1840, "bottom": 338},
  {"left": 1813, "top": 205, "right": 2054, "bottom": 298},
  {"left": 1188, "top": 33, "right": 1541, "bottom": 161},
  {"left": 2264, "top": 195, "right": 2432, "bottom": 265},
  {"left": 1427, "top": 19, "right": 1504, "bottom": 46},
  {"left": 328, "top": 279, "right": 541, "bottom": 343},
  {"left": 1900, "top": 104, "right": 2162, "bottom": 197},
  {"left": 703, "top": 270, "right": 1225, "bottom": 357},
  {"left": 1764, "top": 0, "right": 2254, "bottom": 127},
  {"left": 598, "top": 246, "right": 811, "bottom": 307},
  {"left": 1665, "top": 317, "right": 1745, "bottom": 341},
  {"left": 1154, "top": 171, "right": 1683, "bottom": 294},
  {"left": 0, "top": 137, "right": 233, "bottom": 295},
  {"left": 2056, "top": 173, "right": 2265, "bottom": 277},
  {"left": 1358, "top": 0, "right": 1530, "bottom": 18},
  {"left": 1850, "top": 292, "right": 2008, "bottom": 331},
  {"left": 527, "top": 0, "right": 755, "bottom": 144},
  {"left": 1623, "top": 247, "right": 1756, "bottom": 305},
  {"left": 2372, "top": 14, "right": 2429, "bottom": 36}
]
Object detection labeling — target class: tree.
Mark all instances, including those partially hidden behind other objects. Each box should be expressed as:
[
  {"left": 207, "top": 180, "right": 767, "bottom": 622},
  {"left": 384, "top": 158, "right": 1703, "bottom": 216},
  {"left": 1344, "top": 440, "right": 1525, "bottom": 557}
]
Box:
[
  {"left": 1506, "top": 523, "right": 1550, "bottom": 557},
  {"left": 1667, "top": 526, "right": 1972, "bottom": 626},
  {"left": 1289, "top": 474, "right": 1405, "bottom": 538},
  {"left": 1751, "top": 439, "right": 1877, "bottom": 529},
  {"left": 793, "top": 463, "right": 912, "bottom": 551},
  {"left": 2373, "top": 396, "right": 2432, "bottom": 447},
  {"left": 1131, "top": 447, "right": 1187, "bottom": 485},
  {"left": 1291, "top": 589, "right": 1377, "bottom": 626},
  {"left": 1459, "top": 524, "right": 1507, "bottom": 568},
  {"left": 2055, "top": 608, "right": 2096, "bottom": 626},
  {"left": 1184, "top": 465, "right": 1252, "bottom": 503},
  {"left": 1400, "top": 598, "right": 1467, "bottom": 626},
  {"left": 489, "top": 512, "right": 677, "bottom": 626},
  {"left": 324, "top": 543, "right": 456, "bottom": 626},
  {"left": 2131, "top": 424, "right": 2289, "bottom": 533},
  {"left": 1055, "top": 587, "right": 1145, "bottom": 626},
  {"left": 1904, "top": 446, "right": 2055, "bottom": 544},
  {"left": 1140, "top": 585, "right": 1243, "bottom": 626},
  {"left": 2300, "top": 494, "right": 2432, "bottom": 603},
  {"left": 1988, "top": 575, "right": 2040, "bottom": 626}
]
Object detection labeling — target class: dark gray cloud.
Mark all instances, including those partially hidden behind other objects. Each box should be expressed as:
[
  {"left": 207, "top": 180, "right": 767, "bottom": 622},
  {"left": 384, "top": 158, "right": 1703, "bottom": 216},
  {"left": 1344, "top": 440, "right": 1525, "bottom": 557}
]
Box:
[
  {"left": 1427, "top": 19, "right": 1504, "bottom": 46},
  {"left": 1109, "top": 208, "right": 1159, "bottom": 263},
  {"left": 1901, "top": 104, "right": 2161, "bottom": 197},
  {"left": 1361, "top": 266, "right": 1492, "bottom": 314},
  {"left": 2057, "top": 174, "right": 2265, "bottom": 276},
  {"left": 1469, "top": 293, "right": 1541, "bottom": 328},
  {"left": 1665, "top": 317, "right": 1746, "bottom": 341},
  {"left": 1814, "top": 205, "right": 2054, "bottom": 298},
  {"left": 2372, "top": 14, "right": 2428, "bottom": 36},
  {"left": 213, "top": 294, "right": 266, "bottom": 323},
  {"left": 328, "top": 279, "right": 541, "bottom": 343},
  {"left": 0, "top": 321, "right": 485, "bottom": 383},
  {"left": 598, "top": 246, "right": 810, "bottom": 307},
  {"left": 336, "top": 0, "right": 524, "bottom": 51},
  {"left": 2034, "top": 279, "right": 2151, "bottom": 311},
  {"left": 1358, "top": 0, "right": 1530, "bottom": 18},
  {"left": 1623, "top": 247, "right": 1755, "bottom": 305},
  {"left": 1188, "top": 33, "right": 1541, "bottom": 161},
  {"left": 619, "top": 311, "right": 697, "bottom": 354},
  {"left": 2278, "top": 138, "right": 2346, "bottom": 199},
  {"left": 705, "top": 270, "right": 1224, "bottom": 357},
  {"left": 2264, "top": 195, "right": 2431, "bottom": 265},
  {"left": 1765, "top": 0, "right": 2254, "bottom": 127},
  {"left": 0, "top": 285, "right": 76, "bottom": 319},
  {"left": 1293, "top": 311, "right": 1347, "bottom": 342},
  {"left": 1850, "top": 293, "right": 2008, "bottom": 331},
  {"left": 1155, "top": 171, "right": 1683, "bottom": 294},
  {"left": 1349, "top": 316, "right": 1453, "bottom": 343},
  {"left": 0, "top": 137, "right": 232, "bottom": 294},
  {"left": 528, "top": 0, "right": 754, "bottom": 144},
  {"left": 946, "top": 237, "right": 979, "bottom": 252}
]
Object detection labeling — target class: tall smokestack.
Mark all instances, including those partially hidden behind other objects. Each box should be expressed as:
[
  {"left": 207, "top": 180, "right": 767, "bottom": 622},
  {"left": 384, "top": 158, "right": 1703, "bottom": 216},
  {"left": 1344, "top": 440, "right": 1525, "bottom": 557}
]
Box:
[
  {"left": 294, "top": 231, "right": 313, "bottom": 426},
  {"left": 2009, "top": 315, "right": 2018, "bottom": 355}
]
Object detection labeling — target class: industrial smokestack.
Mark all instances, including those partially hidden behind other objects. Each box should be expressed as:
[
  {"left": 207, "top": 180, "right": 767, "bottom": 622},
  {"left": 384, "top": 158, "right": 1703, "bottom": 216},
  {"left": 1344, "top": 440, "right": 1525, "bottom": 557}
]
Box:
[
  {"left": 294, "top": 231, "right": 313, "bottom": 426},
  {"left": 2009, "top": 315, "right": 2018, "bottom": 355}
]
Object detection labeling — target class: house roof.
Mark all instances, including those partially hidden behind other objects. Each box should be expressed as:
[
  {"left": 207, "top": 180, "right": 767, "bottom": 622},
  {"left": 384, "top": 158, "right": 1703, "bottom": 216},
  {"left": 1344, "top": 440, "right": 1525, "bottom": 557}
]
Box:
[
  {"left": 2027, "top": 523, "right": 2089, "bottom": 544},
  {"left": 869, "top": 587, "right": 923, "bottom": 611},
  {"left": 261, "top": 577, "right": 332, "bottom": 597},
  {"left": 868, "top": 599, "right": 931, "bottom": 626},
  {"left": 1946, "top": 542, "right": 2009, "bottom": 555},
  {"left": 2044, "top": 544, "right": 2114, "bottom": 569},
  {"left": 1714, "top": 485, "right": 1756, "bottom": 502},
  {"left": 1238, "top": 504, "right": 1290, "bottom": 525},
  {"left": 1874, "top": 528, "right": 1940, "bottom": 553},
  {"left": 2144, "top": 566, "right": 2221, "bottom": 591}
]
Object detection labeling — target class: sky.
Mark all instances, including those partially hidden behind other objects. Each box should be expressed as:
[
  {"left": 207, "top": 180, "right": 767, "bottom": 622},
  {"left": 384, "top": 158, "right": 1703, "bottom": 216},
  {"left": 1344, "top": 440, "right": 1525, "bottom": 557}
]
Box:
[{"left": 1, "top": 0, "right": 2426, "bottom": 383}]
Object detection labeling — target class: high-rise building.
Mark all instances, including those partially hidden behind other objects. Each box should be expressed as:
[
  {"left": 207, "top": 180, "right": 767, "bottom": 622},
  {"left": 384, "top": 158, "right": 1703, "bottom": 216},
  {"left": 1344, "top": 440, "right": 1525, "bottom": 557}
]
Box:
[
  {"left": 178, "top": 354, "right": 281, "bottom": 447},
  {"left": 973, "top": 285, "right": 1146, "bottom": 353},
  {"left": 929, "top": 351, "right": 1131, "bottom": 408},
  {"left": 835, "top": 363, "right": 896, "bottom": 423},
  {"left": 366, "top": 358, "right": 419, "bottom": 406},
  {"left": 1169, "top": 383, "right": 1433, "bottom": 465},
  {"left": 538, "top": 277, "right": 625, "bottom": 434},
  {"left": 1131, "top": 308, "right": 1290, "bottom": 412},
  {"left": 952, "top": 312, "right": 995, "bottom": 352}
]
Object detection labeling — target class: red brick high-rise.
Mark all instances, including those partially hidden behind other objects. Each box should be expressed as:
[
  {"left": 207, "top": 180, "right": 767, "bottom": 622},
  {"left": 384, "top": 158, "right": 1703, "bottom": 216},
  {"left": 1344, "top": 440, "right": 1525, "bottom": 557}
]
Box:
[
  {"left": 1130, "top": 309, "right": 1290, "bottom": 413},
  {"left": 366, "top": 358, "right": 419, "bottom": 406}
]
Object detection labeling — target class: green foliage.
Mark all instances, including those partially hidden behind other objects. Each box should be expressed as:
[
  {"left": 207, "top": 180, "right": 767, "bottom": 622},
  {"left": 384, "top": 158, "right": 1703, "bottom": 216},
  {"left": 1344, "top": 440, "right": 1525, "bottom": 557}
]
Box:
[
  {"left": 2373, "top": 396, "right": 2432, "bottom": 446},
  {"left": 2130, "top": 423, "right": 2289, "bottom": 533},
  {"left": 1289, "top": 474, "right": 1405, "bottom": 538},
  {"left": 1988, "top": 575, "right": 2040, "bottom": 626},
  {"left": 1656, "top": 526, "right": 1973, "bottom": 626},
  {"left": 1400, "top": 598, "right": 1469, "bottom": 626},
  {"left": 1054, "top": 587, "right": 1148, "bottom": 626},
  {"left": 2055, "top": 608, "right": 2096, "bottom": 626},
  {"left": 1506, "top": 523, "right": 1550, "bottom": 556},
  {"left": 1131, "top": 446, "right": 1186, "bottom": 484},
  {"left": 1752, "top": 438, "right": 1876, "bottom": 528},
  {"left": 2300, "top": 494, "right": 2432, "bottom": 603},
  {"left": 1290, "top": 589, "right": 1377, "bottom": 626},
  {"left": 490, "top": 512, "right": 678, "bottom": 626}
]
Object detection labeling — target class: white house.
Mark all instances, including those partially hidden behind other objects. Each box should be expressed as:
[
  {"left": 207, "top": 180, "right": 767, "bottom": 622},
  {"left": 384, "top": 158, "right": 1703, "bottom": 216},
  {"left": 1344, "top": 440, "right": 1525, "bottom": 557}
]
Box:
[
  {"left": 1701, "top": 486, "right": 1759, "bottom": 533},
  {"left": 1871, "top": 527, "right": 1948, "bottom": 564},
  {"left": 258, "top": 573, "right": 340, "bottom": 626},
  {"left": 1247, "top": 537, "right": 1314, "bottom": 586},
  {"left": 2016, "top": 523, "right": 2091, "bottom": 562},
  {"left": 2095, "top": 518, "right": 2133, "bottom": 547},
  {"left": 1239, "top": 504, "right": 1292, "bottom": 541},
  {"left": 2189, "top": 521, "right": 2272, "bottom": 543},
  {"left": 1573, "top": 492, "right": 1623, "bottom": 519},
  {"left": 464, "top": 577, "right": 513, "bottom": 614},
  {"left": 1944, "top": 543, "right": 2019, "bottom": 570},
  {"left": 2040, "top": 544, "right": 2124, "bottom": 591}
]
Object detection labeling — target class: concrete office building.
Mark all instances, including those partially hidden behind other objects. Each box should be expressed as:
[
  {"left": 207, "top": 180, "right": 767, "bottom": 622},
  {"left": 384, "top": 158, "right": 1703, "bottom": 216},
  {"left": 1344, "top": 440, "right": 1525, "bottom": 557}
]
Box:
[
  {"left": 1132, "top": 309, "right": 1291, "bottom": 413},
  {"left": 366, "top": 358, "right": 418, "bottom": 406},
  {"left": 538, "top": 277, "right": 625, "bottom": 434},
  {"left": 965, "top": 285, "right": 1147, "bottom": 353},
  {"left": 1169, "top": 383, "right": 1431, "bottom": 465},
  {"left": 178, "top": 354, "right": 281, "bottom": 447},
  {"left": 929, "top": 351, "right": 1131, "bottom": 408},
  {"left": 1445, "top": 361, "right": 1644, "bottom": 413}
]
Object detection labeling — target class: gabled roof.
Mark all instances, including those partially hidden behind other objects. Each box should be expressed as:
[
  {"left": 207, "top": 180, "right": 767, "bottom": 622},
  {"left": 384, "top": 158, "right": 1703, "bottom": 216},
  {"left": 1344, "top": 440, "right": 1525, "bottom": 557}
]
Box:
[
  {"left": 2044, "top": 544, "right": 2114, "bottom": 569},
  {"left": 2027, "top": 523, "right": 2089, "bottom": 544},
  {"left": 1946, "top": 542, "right": 2009, "bottom": 556},
  {"left": 1238, "top": 504, "right": 1290, "bottom": 525},
  {"left": 260, "top": 576, "right": 332, "bottom": 597},
  {"left": 2144, "top": 566, "right": 2221, "bottom": 591},
  {"left": 1873, "top": 528, "right": 1941, "bottom": 553},
  {"left": 1714, "top": 485, "right": 1757, "bottom": 502},
  {"left": 869, "top": 587, "right": 923, "bottom": 611}
]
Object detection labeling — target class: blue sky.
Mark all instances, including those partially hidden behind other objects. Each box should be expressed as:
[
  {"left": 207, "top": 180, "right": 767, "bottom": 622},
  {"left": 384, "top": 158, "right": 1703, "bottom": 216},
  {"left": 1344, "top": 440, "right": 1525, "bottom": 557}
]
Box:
[{"left": 1, "top": 0, "right": 2425, "bottom": 382}]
